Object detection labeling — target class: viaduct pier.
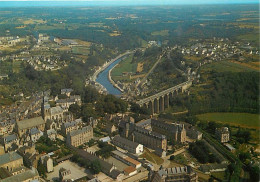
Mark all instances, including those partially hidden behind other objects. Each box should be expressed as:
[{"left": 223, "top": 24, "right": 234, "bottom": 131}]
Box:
[{"left": 136, "top": 81, "right": 192, "bottom": 114}]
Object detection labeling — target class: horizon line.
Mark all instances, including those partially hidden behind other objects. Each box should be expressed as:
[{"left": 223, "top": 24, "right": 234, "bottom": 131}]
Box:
[{"left": 0, "top": 1, "right": 259, "bottom": 7}]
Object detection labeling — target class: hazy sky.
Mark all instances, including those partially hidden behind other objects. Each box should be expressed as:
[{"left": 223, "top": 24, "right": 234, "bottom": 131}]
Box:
[
  {"left": 0, "top": 0, "right": 258, "bottom": 3},
  {"left": 0, "top": 0, "right": 258, "bottom": 7}
]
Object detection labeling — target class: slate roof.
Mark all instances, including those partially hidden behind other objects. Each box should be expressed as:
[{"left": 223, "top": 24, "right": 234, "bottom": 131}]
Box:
[
  {"left": 46, "top": 129, "right": 57, "bottom": 135},
  {"left": 1, "top": 168, "right": 39, "bottom": 182},
  {"left": 151, "top": 119, "right": 185, "bottom": 133},
  {"left": 63, "top": 121, "right": 77, "bottom": 129},
  {"left": 112, "top": 150, "right": 127, "bottom": 159},
  {"left": 199, "top": 164, "right": 228, "bottom": 173},
  {"left": 30, "top": 128, "right": 40, "bottom": 135},
  {"left": 72, "top": 147, "right": 115, "bottom": 176},
  {"left": 112, "top": 135, "right": 140, "bottom": 149},
  {"left": 69, "top": 126, "right": 92, "bottom": 137},
  {"left": 61, "top": 88, "right": 73, "bottom": 93},
  {"left": 49, "top": 106, "right": 63, "bottom": 115},
  {"left": 110, "top": 169, "right": 122, "bottom": 179},
  {"left": 2, "top": 134, "right": 17, "bottom": 144},
  {"left": 134, "top": 126, "right": 166, "bottom": 140},
  {"left": 156, "top": 166, "right": 194, "bottom": 179},
  {"left": 17, "top": 117, "right": 45, "bottom": 130},
  {"left": 0, "top": 152, "right": 23, "bottom": 166}
]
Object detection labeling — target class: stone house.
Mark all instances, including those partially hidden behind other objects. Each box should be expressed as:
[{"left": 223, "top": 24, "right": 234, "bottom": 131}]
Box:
[
  {"left": 215, "top": 127, "right": 230, "bottom": 143},
  {"left": 61, "top": 121, "right": 78, "bottom": 136},
  {"left": 0, "top": 133, "right": 19, "bottom": 152},
  {"left": 30, "top": 128, "right": 43, "bottom": 143},
  {"left": 66, "top": 126, "right": 93, "bottom": 147},
  {"left": 16, "top": 117, "right": 45, "bottom": 138},
  {"left": 0, "top": 152, "right": 23, "bottom": 172}
]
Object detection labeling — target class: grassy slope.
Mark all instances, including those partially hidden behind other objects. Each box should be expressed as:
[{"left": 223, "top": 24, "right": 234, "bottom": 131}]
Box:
[
  {"left": 201, "top": 61, "right": 257, "bottom": 73},
  {"left": 196, "top": 112, "right": 259, "bottom": 129},
  {"left": 111, "top": 54, "right": 136, "bottom": 82},
  {"left": 140, "top": 148, "right": 164, "bottom": 165}
]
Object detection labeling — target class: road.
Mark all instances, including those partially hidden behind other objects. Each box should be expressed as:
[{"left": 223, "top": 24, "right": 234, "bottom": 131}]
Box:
[{"left": 136, "top": 50, "right": 166, "bottom": 88}]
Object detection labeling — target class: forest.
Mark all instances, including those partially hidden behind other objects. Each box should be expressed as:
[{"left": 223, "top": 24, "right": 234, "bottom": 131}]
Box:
[{"left": 166, "top": 71, "right": 259, "bottom": 114}]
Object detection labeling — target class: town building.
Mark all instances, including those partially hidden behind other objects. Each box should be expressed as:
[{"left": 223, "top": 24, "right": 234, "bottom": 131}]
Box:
[
  {"left": 61, "top": 121, "right": 78, "bottom": 136},
  {"left": 112, "top": 135, "right": 143, "bottom": 155},
  {"left": 133, "top": 126, "right": 167, "bottom": 152},
  {"left": 17, "top": 144, "right": 39, "bottom": 169},
  {"left": 61, "top": 88, "right": 73, "bottom": 97},
  {"left": 186, "top": 126, "right": 203, "bottom": 140},
  {"left": 151, "top": 119, "right": 186, "bottom": 143},
  {"left": 0, "top": 167, "right": 39, "bottom": 182},
  {"left": 56, "top": 95, "right": 81, "bottom": 110},
  {"left": 124, "top": 166, "right": 137, "bottom": 176},
  {"left": 112, "top": 150, "right": 142, "bottom": 169},
  {"left": 0, "top": 120, "right": 15, "bottom": 135},
  {"left": 215, "top": 127, "right": 230, "bottom": 143},
  {"left": 0, "top": 152, "right": 23, "bottom": 172},
  {"left": 149, "top": 166, "right": 198, "bottom": 182},
  {"left": 45, "top": 120, "right": 57, "bottom": 130},
  {"left": 106, "top": 122, "right": 118, "bottom": 134},
  {"left": 42, "top": 105, "right": 64, "bottom": 124},
  {"left": 16, "top": 117, "right": 45, "bottom": 137},
  {"left": 74, "top": 148, "right": 124, "bottom": 180},
  {"left": 59, "top": 167, "right": 71, "bottom": 181},
  {"left": 119, "top": 120, "right": 167, "bottom": 152},
  {"left": 45, "top": 129, "right": 57, "bottom": 141},
  {"left": 224, "top": 143, "right": 236, "bottom": 153},
  {"left": 30, "top": 128, "right": 43, "bottom": 143},
  {"left": 0, "top": 133, "right": 19, "bottom": 152},
  {"left": 42, "top": 155, "right": 54, "bottom": 173},
  {"left": 99, "top": 136, "right": 111, "bottom": 143},
  {"left": 199, "top": 164, "right": 228, "bottom": 174},
  {"left": 66, "top": 126, "right": 93, "bottom": 147}
]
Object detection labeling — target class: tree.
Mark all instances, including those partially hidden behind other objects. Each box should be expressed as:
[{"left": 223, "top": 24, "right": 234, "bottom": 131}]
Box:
[
  {"left": 69, "top": 104, "right": 81, "bottom": 119},
  {"left": 130, "top": 102, "right": 150, "bottom": 115},
  {"left": 235, "top": 129, "right": 251, "bottom": 143},
  {"left": 91, "top": 160, "right": 102, "bottom": 174},
  {"left": 37, "top": 160, "right": 47, "bottom": 178},
  {"left": 239, "top": 152, "right": 251, "bottom": 162},
  {"left": 249, "top": 165, "right": 260, "bottom": 182},
  {"left": 84, "top": 86, "right": 99, "bottom": 103},
  {"left": 81, "top": 103, "right": 97, "bottom": 122}
]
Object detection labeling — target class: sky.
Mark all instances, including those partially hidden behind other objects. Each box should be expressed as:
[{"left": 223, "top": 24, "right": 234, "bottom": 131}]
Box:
[{"left": 0, "top": 0, "right": 258, "bottom": 7}]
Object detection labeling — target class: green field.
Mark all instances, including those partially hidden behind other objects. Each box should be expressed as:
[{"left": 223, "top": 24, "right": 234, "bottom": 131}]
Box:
[
  {"left": 201, "top": 61, "right": 256, "bottom": 73},
  {"left": 111, "top": 54, "right": 137, "bottom": 82},
  {"left": 197, "top": 112, "right": 259, "bottom": 129},
  {"left": 237, "top": 30, "right": 259, "bottom": 46},
  {"left": 72, "top": 46, "right": 90, "bottom": 55},
  {"left": 151, "top": 30, "right": 169, "bottom": 36}
]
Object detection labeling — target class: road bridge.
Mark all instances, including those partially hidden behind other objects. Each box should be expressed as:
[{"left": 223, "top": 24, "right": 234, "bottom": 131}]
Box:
[{"left": 136, "top": 81, "right": 192, "bottom": 114}]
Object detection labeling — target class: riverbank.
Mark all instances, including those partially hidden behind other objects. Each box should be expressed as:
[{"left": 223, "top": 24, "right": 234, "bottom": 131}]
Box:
[
  {"left": 91, "top": 51, "right": 132, "bottom": 95},
  {"left": 108, "top": 64, "right": 124, "bottom": 92}
]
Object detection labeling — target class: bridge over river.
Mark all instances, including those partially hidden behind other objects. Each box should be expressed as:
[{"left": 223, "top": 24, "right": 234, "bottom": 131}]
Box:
[{"left": 136, "top": 81, "right": 192, "bottom": 114}]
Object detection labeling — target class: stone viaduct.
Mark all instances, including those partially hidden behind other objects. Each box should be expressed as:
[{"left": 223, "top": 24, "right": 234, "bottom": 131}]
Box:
[{"left": 136, "top": 81, "right": 192, "bottom": 114}]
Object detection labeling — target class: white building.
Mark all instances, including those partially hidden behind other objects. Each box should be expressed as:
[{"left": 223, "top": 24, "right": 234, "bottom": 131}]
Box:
[{"left": 112, "top": 135, "right": 143, "bottom": 155}]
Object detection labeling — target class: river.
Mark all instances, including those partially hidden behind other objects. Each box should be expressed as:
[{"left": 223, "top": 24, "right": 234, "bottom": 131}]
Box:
[{"left": 95, "top": 57, "right": 123, "bottom": 96}]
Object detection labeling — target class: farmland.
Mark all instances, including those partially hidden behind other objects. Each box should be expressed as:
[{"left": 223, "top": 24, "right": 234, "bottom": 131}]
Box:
[
  {"left": 151, "top": 30, "right": 169, "bottom": 36},
  {"left": 196, "top": 112, "right": 259, "bottom": 129},
  {"left": 200, "top": 61, "right": 257, "bottom": 73}
]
